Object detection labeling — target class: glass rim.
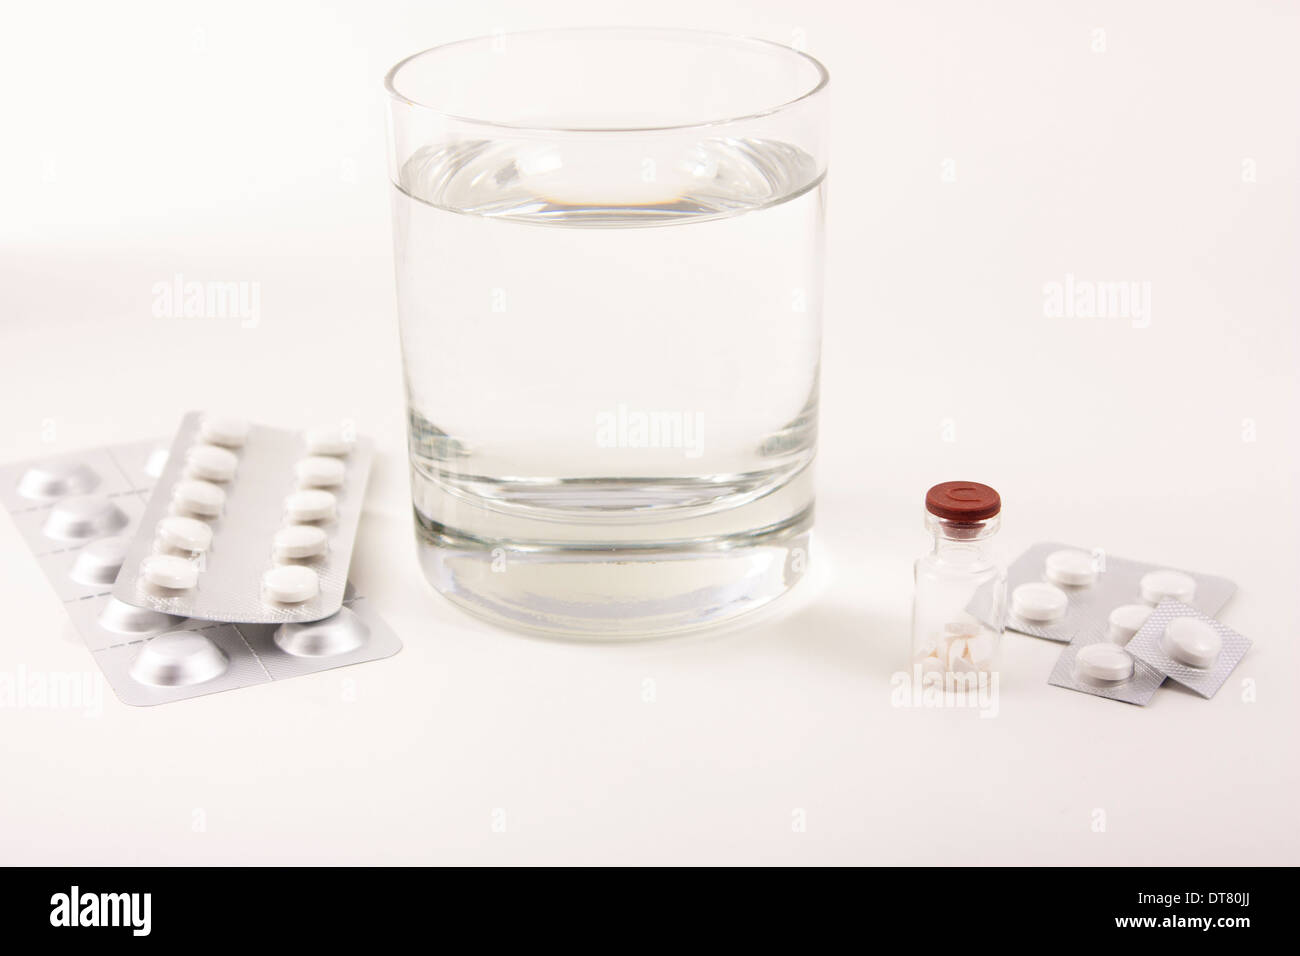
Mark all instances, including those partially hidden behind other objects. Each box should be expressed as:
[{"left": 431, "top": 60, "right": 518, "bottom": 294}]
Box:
[{"left": 384, "top": 27, "right": 830, "bottom": 134}]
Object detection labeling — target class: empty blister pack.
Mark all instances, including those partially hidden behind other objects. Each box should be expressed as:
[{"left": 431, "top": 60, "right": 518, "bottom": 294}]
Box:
[
  {"left": 1048, "top": 636, "right": 1166, "bottom": 705},
  {"left": 113, "top": 412, "right": 373, "bottom": 623},
  {"left": 0, "top": 442, "right": 169, "bottom": 601},
  {"left": 1126, "top": 601, "right": 1252, "bottom": 699},
  {"left": 1004, "top": 541, "right": 1235, "bottom": 643},
  {"left": 86, "top": 596, "right": 400, "bottom": 706}
]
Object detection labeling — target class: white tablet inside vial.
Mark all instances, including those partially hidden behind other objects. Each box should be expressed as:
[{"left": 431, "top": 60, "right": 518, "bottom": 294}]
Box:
[
  {"left": 1045, "top": 549, "right": 1098, "bottom": 587},
  {"left": 1012, "top": 582, "right": 1069, "bottom": 622}
]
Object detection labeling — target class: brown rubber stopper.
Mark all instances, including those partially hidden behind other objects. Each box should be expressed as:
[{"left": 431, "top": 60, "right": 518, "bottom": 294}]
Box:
[{"left": 925, "top": 481, "right": 1001, "bottom": 521}]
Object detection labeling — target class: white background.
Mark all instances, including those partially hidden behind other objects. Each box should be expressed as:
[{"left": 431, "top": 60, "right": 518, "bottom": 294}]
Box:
[{"left": 1, "top": 0, "right": 1296, "bottom": 864}]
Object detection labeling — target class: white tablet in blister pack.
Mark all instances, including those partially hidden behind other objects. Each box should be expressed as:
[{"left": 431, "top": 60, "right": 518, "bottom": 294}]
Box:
[{"left": 113, "top": 411, "right": 374, "bottom": 624}]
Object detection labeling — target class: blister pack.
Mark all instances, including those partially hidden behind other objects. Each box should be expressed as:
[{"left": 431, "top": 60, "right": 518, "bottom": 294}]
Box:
[
  {"left": 112, "top": 411, "right": 373, "bottom": 624},
  {"left": 1047, "top": 636, "right": 1166, "bottom": 706},
  {"left": 2, "top": 435, "right": 401, "bottom": 707},
  {"left": 1126, "top": 601, "right": 1252, "bottom": 699},
  {"left": 1004, "top": 541, "right": 1236, "bottom": 643},
  {"left": 0, "top": 442, "right": 166, "bottom": 593},
  {"left": 82, "top": 595, "right": 400, "bottom": 706}
]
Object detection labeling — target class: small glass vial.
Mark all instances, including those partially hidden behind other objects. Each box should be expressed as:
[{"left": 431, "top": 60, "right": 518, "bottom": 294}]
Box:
[{"left": 911, "top": 481, "right": 1007, "bottom": 681}]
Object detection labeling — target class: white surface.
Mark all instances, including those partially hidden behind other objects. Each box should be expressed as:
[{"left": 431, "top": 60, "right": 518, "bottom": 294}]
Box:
[{"left": 1, "top": 0, "right": 1297, "bottom": 865}]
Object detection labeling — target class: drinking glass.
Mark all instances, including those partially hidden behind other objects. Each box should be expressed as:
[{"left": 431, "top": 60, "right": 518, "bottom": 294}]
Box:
[{"left": 385, "top": 28, "right": 829, "bottom": 637}]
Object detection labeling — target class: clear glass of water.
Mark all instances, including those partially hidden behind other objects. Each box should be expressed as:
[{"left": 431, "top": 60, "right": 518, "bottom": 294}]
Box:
[{"left": 385, "top": 28, "right": 829, "bottom": 637}]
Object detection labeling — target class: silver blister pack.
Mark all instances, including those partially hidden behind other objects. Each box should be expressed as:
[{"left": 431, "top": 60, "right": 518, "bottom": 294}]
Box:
[
  {"left": 3, "top": 438, "right": 402, "bottom": 707},
  {"left": 0, "top": 443, "right": 167, "bottom": 589},
  {"left": 1126, "top": 600, "right": 1251, "bottom": 699},
  {"left": 1005, "top": 541, "right": 1236, "bottom": 643},
  {"left": 113, "top": 411, "right": 373, "bottom": 623},
  {"left": 87, "top": 596, "right": 401, "bottom": 706},
  {"left": 1047, "top": 636, "right": 1166, "bottom": 705}
]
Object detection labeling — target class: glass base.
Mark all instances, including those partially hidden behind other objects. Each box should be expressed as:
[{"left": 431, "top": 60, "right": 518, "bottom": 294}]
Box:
[{"left": 414, "top": 506, "right": 813, "bottom": 640}]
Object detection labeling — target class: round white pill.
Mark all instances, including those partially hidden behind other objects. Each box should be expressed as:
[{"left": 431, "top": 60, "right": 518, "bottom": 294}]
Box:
[
  {"left": 1045, "top": 549, "right": 1098, "bottom": 587},
  {"left": 156, "top": 515, "right": 213, "bottom": 553},
  {"left": 284, "top": 488, "right": 336, "bottom": 522},
  {"left": 200, "top": 416, "right": 251, "bottom": 448},
  {"left": 185, "top": 443, "right": 239, "bottom": 482},
  {"left": 70, "top": 535, "right": 132, "bottom": 586},
  {"left": 141, "top": 554, "right": 199, "bottom": 590},
  {"left": 294, "top": 455, "right": 346, "bottom": 488},
  {"left": 1076, "top": 642, "right": 1135, "bottom": 683},
  {"left": 272, "top": 524, "right": 328, "bottom": 560},
  {"left": 1160, "top": 617, "right": 1221, "bottom": 668},
  {"left": 172, "top": 479, "right": 226, "bottom": 517},
  {"left": 1106, "top": 604, "right": 1152, "bottom": 645},
  {"left": 1140, "top": 569, "right": 1196, "bottom": 606},
  {"left": 261, "top": 564, "right": 319, "bottom": 604},
  {"left": 1012, "top": 582, "right": 1069, "bottom": 622},
  {"left": 304, "top": 424, "right": 354, "bottom": 457},
  {"left": 965, "top": 632, "right": 996, "bottom": 667},
  {"left": 947, "top": 638, "right": 969, "bottom": 671}
]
